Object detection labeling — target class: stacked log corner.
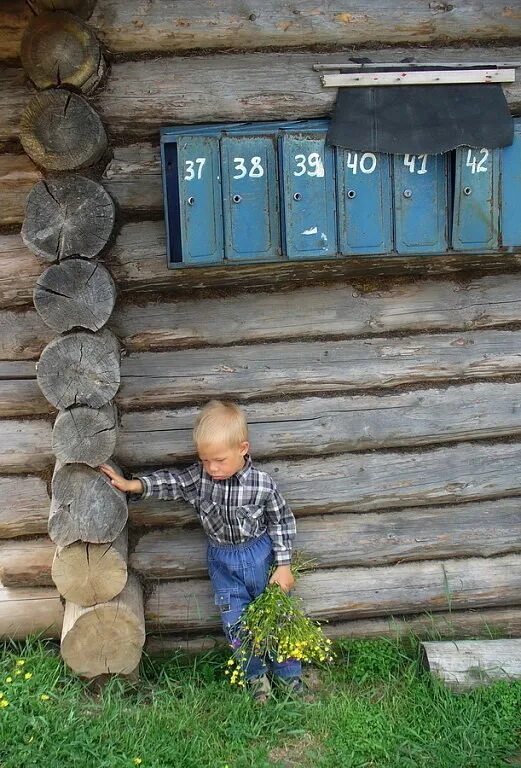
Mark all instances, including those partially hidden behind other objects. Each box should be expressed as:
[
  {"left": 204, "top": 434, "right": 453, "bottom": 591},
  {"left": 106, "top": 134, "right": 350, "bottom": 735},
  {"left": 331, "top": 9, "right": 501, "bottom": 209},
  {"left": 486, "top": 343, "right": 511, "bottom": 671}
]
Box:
[{"left": 15, "top": 2, "right": 145, "bottom": 678}]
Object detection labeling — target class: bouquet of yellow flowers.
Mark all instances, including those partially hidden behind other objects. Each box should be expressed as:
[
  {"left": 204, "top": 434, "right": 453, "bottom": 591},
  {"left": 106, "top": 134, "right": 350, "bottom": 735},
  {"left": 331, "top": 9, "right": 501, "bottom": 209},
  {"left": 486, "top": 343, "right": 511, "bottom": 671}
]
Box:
[{"left": 225, "top": 556, "right": 333, "bottom": 686}]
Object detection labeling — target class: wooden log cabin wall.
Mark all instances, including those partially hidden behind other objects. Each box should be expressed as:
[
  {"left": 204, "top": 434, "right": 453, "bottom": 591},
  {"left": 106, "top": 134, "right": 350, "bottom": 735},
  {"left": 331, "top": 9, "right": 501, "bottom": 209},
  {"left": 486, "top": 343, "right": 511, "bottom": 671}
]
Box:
[{"left": 1, "top": 1, "right": 521, "bottom": 663}]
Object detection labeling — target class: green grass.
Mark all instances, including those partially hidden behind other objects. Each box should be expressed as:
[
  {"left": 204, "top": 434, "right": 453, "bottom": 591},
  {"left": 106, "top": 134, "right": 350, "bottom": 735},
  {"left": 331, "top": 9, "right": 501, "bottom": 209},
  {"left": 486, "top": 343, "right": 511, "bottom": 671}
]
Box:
[{"left": 0, "top": 636, "right": 520, "bottom": 768}]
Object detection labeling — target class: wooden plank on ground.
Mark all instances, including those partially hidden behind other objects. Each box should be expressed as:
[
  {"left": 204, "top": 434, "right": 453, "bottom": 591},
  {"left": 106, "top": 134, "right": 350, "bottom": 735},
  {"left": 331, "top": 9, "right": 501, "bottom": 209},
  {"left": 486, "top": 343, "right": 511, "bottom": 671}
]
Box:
[
  {"left": 0, "top": 476, "right": 50, "bottom": 539},
  {"left": 145, "top": 553, "right": 521, "bottom": 630},
  {"left": 423, "top": 639, "right": 521, "bottom": 689},
  {"left": 145, "top": 607, "right": 521, "bottom": 654},
  {"left": 118, "top": 329, "right": 521, "bottom": 410},
  {"left": 130, "top": 498, "right": 521, "bottom": 579},
  {"left": 117, "top": 382, "right": 521, "bottom": 464},
  {"left": 130, "top": 441, "right": 521, "bottom": 524}
]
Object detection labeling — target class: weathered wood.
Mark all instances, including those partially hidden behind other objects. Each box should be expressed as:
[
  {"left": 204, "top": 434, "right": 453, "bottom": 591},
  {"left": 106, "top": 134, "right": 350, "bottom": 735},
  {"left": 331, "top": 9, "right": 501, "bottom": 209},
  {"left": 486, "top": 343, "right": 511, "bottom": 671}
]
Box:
[
  {"left": 3, "top": 48, "right": 521, "bottom": 144},
  {"left": 117, "top": 382, "right": 521, "bottom": 465},
  {"left": 102, "top": 142, "right": 162, "bottom": 216},
  {"left": 49, "top": 460, "right": 127, "bottom": 546},
  {"left": 0, "top": 476, "right": 49, "bottom": 539},
  {"left": 9, "top": 269, "right": 521, "bottom": 360},
  {"left": 1, "top": 418, "right": 52, "bottom": 474},
  {"left": 52, "top": 403, "right": 117, "bottom": 466},
  {"left": 52, "top": 529, "right": 128, "bottom": 606},
  {"left": 0, "top": 153, "right": 42, "bottom": 225},
  {"left": 37, "top": 329, "right": 120, "bottom": 410},
  {"left": 0, "top": 536, "right": 54, "bottom": 587},
  {"left": 0, "top": 2, "right": 31, "bottom": 61},
  {"left": 61, "top": 573, "right": 145, "bottom": 678},
  {"left": 0, "top": 233, "right": 43, "bottom": 310},
  {"left": 118, "top": 329, "right": 521, "bottom": 410},
  {"left": 22, "top": 177, "right": 115, "bottom": 261},
  {"left": 0, "top": 585, "right": 63, "bottom": 639},
  {"left": 129, "top": 441, "right": 521, "bottom": 525},
  {"left": 146, "top": 554, "right": 521, "bottom": 631},
  {"left": 29, "top": 0, "right": 97, "bottom": 19},
  {"left": 130, "top": 498, "right": 521, "bottom": 579},
  {"left": 0, "top": 380, "right": 52, "bottom": 417},
  {"left": 34, "top": 259, "right": 116, "bottom": 333},
  {"left": 21, "top": 11, "right": 105, "bottom": 93},
  {"left": 20, "top": 89, "right": 108, "bottom": 170},
  {"left": 93, "top": 48, "right": 521, "bottom": 140},
  {"left": 5, "top": 1, "right": 521, "bottom": 62},
  {"left": 145, "top": 607, "right": 521, "bottom": 654},
  {"left": 423, "top": 639, "right": 521, "bottom": 689},
  {"left": 5, "top": 225, "right": 521, "bottom": 313}
]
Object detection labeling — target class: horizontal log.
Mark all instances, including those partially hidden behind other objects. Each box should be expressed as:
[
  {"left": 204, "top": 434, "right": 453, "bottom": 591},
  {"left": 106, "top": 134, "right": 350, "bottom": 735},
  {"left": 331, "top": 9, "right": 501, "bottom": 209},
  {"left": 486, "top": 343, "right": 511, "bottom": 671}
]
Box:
[
  {"left": 146, "top": 553, "right": 521, "bottom": 630},
  {"left": 0, "top": 475, "right": 49, "bottom": 539},
  {"left": 4, "top": 1, "right": 521, "bottom": 62},
  {"left": 118, "top": 329, "right": 521, "bottom": 410},
  {"left": 117, "top": 382, "right": 521, "bottom": 465},
  {"left": 423, "top": 639, "right": 521, "bottom": 689},
  {"left": 0, "top": 152, "right": 42, "bottom": 225},
  {"left": 0, "top": 380, "right": 52, "bottom": 417},
  {"left": 130, "top": 498, "right": 521, "bottom": 579},
  {"left": 129, "top": 441, "right": 521, "bottom": 525},
  {"left": 0, "top": 585, "right": 63, "bottom": 639},
  {"left": 3, "top": 48, "right": 521, "bottom": 144},
  {"left": 0, "top": 536, "right": 54, "bottom": 587},
  {"left": 102, "top": 142, "right": 162, "bottom": 218},
  {"left": 145, "top": 606, "right": 521, "bottom": 654},
  {"left": 7, "top": 269, "right": 521, "bottom": 359},
  {"left": 5, "top": 224, "right": 521, "bottom": 313},
  {"left": 0, "top": 418, "right": 52, "bottom": 473}
]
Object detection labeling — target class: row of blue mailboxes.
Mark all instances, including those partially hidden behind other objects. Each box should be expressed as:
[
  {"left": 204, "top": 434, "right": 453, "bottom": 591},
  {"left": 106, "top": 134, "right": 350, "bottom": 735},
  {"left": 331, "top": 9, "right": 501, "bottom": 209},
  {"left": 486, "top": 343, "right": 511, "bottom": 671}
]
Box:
[{"left": 160, "top": 119, "right": 521, "bottom": 267}]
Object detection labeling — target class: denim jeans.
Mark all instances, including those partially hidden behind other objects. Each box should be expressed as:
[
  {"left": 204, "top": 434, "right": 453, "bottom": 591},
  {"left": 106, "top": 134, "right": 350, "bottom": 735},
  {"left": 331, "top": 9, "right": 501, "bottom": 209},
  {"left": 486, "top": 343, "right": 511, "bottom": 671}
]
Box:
[{"left": 207, "top": 532, "right": 302, "bottom": 682}]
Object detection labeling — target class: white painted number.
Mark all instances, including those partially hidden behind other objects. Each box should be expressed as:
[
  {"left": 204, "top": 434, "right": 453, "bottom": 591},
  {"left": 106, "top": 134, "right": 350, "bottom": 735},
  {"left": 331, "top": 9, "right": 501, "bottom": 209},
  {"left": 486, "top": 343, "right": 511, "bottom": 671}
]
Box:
[
  {"left": 466, "top": 148, "right": 489, "bottom": 173},
  {"left": 404, "top": 154, "right": 428, "bottom": 174},
  {"left": 346, "top": 152, "right": 377, "bottom": 174},
  {"left": 233, "top": 156, "right": 265, "bottom": 179},
  {"left": 184, "top": 157, "right": 206, "bottom": 180},
  {"left": 293, "top": 152, "right": 325, "bottom": 177}
]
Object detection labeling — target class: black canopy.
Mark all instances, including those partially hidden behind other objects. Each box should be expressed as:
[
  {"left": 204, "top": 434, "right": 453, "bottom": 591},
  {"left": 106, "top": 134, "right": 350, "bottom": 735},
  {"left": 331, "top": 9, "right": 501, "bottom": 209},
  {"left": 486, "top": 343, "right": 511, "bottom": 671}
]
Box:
[{"left": 327, "top": 82, "right": 513, "bottom": 154}]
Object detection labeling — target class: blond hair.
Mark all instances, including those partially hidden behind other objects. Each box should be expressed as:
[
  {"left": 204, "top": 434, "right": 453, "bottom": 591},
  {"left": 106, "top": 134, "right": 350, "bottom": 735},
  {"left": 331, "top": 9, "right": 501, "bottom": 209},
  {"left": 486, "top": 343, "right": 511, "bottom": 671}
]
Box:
[{"left": 193, "top": 400, "right": 248, "bottom": 448}]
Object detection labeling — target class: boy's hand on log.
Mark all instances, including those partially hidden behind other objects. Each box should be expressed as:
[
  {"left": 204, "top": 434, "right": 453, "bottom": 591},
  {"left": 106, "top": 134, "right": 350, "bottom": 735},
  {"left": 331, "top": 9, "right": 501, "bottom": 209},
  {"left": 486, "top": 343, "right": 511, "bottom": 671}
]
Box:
[
  {"left": 99, "top": 464, "right": 143, "bottom": 494},
  {"left": 269, "top": 565, "right": 295, "bottom": 592}
]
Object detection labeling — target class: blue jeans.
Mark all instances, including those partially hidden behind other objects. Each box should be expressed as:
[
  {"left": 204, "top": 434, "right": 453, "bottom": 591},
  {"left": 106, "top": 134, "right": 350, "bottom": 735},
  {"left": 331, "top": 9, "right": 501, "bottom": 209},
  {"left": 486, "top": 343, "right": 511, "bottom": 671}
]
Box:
[{"left": 207, "top": 532, "right": 302, "bottom": 682}]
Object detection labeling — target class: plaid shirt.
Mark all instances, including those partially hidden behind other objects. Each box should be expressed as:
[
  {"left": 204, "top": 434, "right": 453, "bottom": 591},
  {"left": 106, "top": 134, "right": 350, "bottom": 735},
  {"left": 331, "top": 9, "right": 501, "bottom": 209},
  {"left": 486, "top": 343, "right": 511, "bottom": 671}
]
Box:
[{"left": 134, "top": 455, "right": 296, "bottom": 565}]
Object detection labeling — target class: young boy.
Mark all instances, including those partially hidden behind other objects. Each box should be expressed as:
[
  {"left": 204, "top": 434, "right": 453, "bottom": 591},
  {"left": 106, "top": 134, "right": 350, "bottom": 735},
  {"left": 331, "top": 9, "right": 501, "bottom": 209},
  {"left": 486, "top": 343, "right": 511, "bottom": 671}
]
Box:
[{"left": 99, "top": 399, "right": 302, "bottom": 701}]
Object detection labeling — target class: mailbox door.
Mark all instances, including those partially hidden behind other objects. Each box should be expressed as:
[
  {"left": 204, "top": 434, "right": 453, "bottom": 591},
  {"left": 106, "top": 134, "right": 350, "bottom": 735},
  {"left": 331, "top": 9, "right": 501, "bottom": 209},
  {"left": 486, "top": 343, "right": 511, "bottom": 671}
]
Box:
[
  {"left": 393, "top": 153, "right": 448, "bottom": 254},
  {"left": 501, "top": 121, "right": 521, "bottom": 247},
  {"left": 173, "top": 135, "right": 223, "bottom": 264},
  {"left": 221, "top": 135, "right": 280, "bottom": 261},
  {"left": 280, "top": 132, "right": 337, "bottom": 259},
  {"left": 452, "top": 147, "right": 500, "bottom": 251},
  {"left": 336, "top": 150, "right": 392, "bottom": 255}
]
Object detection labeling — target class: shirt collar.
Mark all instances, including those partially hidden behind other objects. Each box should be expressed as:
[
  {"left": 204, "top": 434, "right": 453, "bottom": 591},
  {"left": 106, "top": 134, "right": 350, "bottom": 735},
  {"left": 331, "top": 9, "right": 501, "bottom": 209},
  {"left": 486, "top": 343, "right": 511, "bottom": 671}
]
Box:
[{"left": 235, "top": 453, "right": 252, "bottom": 484}]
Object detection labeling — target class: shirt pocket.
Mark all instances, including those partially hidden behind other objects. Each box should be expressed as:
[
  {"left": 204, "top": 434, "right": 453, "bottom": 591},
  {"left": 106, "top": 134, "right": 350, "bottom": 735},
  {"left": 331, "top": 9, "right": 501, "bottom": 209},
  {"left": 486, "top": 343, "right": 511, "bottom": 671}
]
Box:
[
  {"left": 233, "top": 504, "right": 264, "bottom": 538},
  {"left": 198, "top": 499, "right": 225, "bottom": 538}
]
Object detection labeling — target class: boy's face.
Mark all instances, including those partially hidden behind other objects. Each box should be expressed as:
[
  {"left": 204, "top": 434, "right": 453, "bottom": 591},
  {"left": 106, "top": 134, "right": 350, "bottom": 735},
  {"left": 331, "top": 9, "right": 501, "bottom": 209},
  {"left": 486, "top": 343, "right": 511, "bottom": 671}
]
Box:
[{"left": 197, "top": 440, "right": 249, "bottom": 481}]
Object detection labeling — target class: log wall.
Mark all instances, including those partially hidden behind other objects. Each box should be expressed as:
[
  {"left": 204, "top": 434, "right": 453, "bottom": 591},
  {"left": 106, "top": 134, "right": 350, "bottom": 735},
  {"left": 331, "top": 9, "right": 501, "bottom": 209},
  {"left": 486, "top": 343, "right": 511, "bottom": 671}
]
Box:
[{"left": 2, "top": 1, "right": 521, "bottom": 647}]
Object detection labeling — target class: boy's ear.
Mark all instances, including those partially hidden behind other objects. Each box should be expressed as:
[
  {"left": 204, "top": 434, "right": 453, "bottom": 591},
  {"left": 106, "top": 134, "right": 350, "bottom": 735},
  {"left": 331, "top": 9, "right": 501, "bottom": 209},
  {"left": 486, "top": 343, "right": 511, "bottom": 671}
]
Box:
[{"left": 240, "top": 440, "right": 249, "bottom": 456}]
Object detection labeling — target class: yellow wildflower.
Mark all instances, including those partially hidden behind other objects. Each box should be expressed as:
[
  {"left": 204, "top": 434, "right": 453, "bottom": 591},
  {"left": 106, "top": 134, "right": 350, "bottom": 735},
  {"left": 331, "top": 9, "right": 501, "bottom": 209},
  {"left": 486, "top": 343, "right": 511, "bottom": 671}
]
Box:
[
  {"left": 15, "top": 659, "right": 25, "bottom": 667},
  {"left": 132, "top": 759, "right": 142, "bottom": 766},
  {"left": 40, "top": 694, "right": 50, "bottom": 701},
  {"left": 5, "top": 677, "right": 12, "bottom": 684},
  {"left": 14, "top": 669, "right": 22, "bottom": 676},
  {"left": 0, "top": 692, "right": 3, "bottom": 699},
  {"left": 24, "top": 672, "right": 33, "bottom": 680},
  {"left": 0, "top": 699, "right": 8, "bottom": 709}
]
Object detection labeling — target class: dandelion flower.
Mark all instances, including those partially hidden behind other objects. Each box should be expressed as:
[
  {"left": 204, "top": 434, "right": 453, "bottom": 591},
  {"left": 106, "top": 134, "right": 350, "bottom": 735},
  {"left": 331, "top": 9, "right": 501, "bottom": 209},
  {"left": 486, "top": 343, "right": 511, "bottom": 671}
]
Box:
[
  {"left": 132, "top": 758, "right": 143, "bottom": 765},
  {"left": 24, "top": 672, "right": 33, "bottom": 680},
  {"left": 15, "top": 659, "right": 25, "bottom": 667},
  {"left": 40, "top": 694, "right": 50, "bottom": 701},
  {"left": 5, "top": 677, "right": 12, "bottom": 684},
  {"left": 0, "top": 700, "right": 8, "bottom": 709}
]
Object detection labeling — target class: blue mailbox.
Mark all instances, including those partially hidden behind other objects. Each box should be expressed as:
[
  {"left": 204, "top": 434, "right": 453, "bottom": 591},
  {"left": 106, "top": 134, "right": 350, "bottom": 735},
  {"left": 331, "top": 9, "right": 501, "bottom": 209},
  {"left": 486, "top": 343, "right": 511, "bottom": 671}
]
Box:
[
  {"left": 452, "top": 146, "right": 500, "bottom": 251},
  {"left": 336, "top": 149, "right": 392, "bottom": 255},
  {"left": 220, "top": 133, "right": 280, "bottom": 261},
  {"left": 393, "top": 153, "right": 449, "bottom": 254},
  {"left": 163, "top": 134, "right": 223, "bottom": 265},
  {"left": 279, "top": 129, "right": 337, "bottom": 259},
  {"left": 501, "top": 119, "right": 521, "bottom": 247}
]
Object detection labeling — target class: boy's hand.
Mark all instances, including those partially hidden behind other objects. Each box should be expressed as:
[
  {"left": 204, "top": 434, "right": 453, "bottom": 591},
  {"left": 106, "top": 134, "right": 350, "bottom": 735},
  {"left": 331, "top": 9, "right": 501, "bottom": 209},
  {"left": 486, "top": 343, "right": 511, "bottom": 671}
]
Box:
[
  {"left": 99, "top": 464, "right": 143, "bottom": 495},
  {"left": 269, "top": 565, "right": 295, "bottom": 592}
]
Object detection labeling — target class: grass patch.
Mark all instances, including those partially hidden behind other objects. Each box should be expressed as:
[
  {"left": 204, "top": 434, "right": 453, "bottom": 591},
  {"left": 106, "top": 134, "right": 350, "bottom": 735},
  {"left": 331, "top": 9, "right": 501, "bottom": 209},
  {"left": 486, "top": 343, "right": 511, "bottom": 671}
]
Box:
[{"left": 0, "top": 637, "right": 520, "bottom": 768}]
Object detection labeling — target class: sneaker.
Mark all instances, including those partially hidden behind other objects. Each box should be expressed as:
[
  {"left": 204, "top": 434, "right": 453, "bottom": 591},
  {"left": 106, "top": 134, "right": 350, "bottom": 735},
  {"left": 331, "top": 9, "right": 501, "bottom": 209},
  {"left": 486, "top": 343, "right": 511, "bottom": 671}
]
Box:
[{"left": 247, "top": 673, "right": 271, "bottom": 703}]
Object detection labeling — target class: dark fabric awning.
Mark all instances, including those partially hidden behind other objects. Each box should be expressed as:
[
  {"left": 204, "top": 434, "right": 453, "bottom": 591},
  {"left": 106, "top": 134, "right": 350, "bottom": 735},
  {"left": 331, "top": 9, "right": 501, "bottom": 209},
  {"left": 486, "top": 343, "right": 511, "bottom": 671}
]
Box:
[{"left": 326, "top": 83, "right": 513, "bottom": 154}]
